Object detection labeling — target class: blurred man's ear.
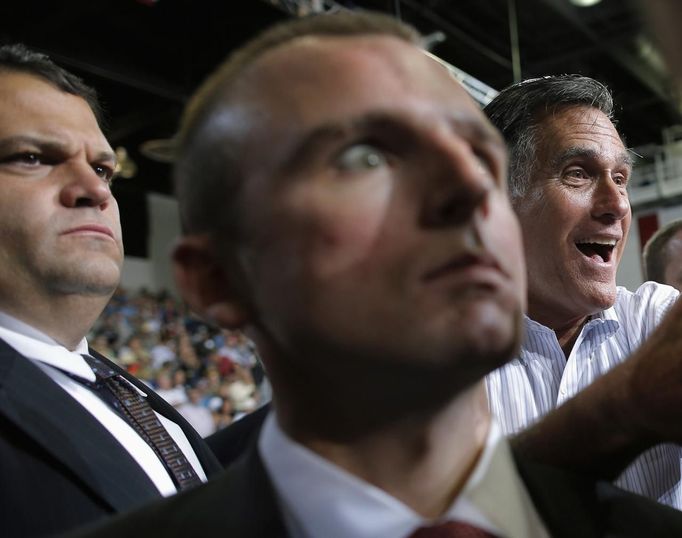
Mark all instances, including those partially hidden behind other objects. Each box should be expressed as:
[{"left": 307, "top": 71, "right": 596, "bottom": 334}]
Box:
[{"left": 172, "top": 234, "right": 249, "bottom": 329}]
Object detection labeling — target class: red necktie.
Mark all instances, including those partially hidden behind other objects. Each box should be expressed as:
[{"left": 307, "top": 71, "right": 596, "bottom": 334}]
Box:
[{"left": 408, "top": 521, "right": 499, "bottom": 538}]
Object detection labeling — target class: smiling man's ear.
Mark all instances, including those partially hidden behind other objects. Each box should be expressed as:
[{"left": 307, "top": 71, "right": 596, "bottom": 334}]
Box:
[{"left": 172, "top": 234, "right": 250, "bottom": 329}]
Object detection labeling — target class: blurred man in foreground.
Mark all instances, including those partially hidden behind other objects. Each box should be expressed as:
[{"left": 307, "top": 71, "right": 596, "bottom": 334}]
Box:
[{"left": 74, "top": 11, "right": 682, "bottom": 537}]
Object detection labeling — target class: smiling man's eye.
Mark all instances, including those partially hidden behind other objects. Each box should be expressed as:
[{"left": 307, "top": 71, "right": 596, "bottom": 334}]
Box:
[
  {"left": 613, "top": 173, "right": 628, "bottom": 187},
  {"left": 563, "top": 167, "right": 592, "bottom": 183},
  {"left": 337, "top": 144, "right": 388, "bottom": 172},
  {"left": 566, "top": 168, "right": 587, "bottom": 178}
]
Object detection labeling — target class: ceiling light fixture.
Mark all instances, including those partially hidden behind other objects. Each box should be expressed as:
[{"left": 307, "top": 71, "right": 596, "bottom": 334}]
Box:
[{"left": 569, "top": 0, "right": 602, "bottom": 7}]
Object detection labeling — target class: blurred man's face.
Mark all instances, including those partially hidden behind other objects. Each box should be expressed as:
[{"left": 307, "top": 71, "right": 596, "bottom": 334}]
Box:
[
  {"left": 513, "top": 106, "right": 631, "bottom": 328},
  {"left": 207, "top": 35, "right": 526, "bottom": 387},
  {"left": 0, "top": 72, "right": 122, "bottom": 312}
]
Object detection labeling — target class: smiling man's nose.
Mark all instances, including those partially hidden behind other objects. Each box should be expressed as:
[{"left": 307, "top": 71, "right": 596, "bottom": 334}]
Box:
[{"left": 591, "top": 174, "right": 630, "bottom": 222}]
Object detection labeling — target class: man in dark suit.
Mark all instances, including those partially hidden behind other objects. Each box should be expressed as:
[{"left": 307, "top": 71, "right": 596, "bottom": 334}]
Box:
[
  {"left": 74, "top": 10, "right": 682, "bottom": 538},
  {"left": 0, "top": 44, "right": 220, "bottom": 537}
]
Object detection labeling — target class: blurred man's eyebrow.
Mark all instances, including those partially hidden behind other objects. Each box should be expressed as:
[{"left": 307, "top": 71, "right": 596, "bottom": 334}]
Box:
[{"left": 289, "top": 111, "right": 505, "bottom": 159}]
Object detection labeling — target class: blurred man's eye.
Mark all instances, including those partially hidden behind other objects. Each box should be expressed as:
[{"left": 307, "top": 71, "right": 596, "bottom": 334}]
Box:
[{"left": 336, "top": 143, "right": 388, "bottom": 172}]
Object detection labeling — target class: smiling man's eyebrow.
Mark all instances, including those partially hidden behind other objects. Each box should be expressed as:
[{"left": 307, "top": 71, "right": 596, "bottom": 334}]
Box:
[{"left": 550, "top": 147, "right": 633, "bottom": 170}]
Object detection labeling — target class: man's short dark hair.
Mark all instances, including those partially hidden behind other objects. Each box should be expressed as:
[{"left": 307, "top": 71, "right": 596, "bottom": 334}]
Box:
[
  {"left": 174, "top": 10, "right": 422, "bottom": 239},
  {"left": 0, "top": 43, "right": 101, "bottom": 122},
  {"left": 483, "top": 75, "right": 616, "bottom": 199},
  {"left": 643, "top": 219, "right": 682, "bottom": 283}
]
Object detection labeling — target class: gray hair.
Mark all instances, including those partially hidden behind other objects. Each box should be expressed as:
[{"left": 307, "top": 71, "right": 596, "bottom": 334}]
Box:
[{"left": 483, "top": 75, "right": 615, "bottom": 198}]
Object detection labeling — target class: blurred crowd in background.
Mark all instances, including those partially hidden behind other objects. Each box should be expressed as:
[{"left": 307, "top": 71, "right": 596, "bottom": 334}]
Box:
[{"left": 89, "top": 287, "right": 269, "bottom": 437}]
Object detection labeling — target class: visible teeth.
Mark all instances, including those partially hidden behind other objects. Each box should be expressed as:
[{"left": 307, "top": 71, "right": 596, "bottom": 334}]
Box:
[{"left": 576, "top": 238, "right": 617, "bottom": 246}]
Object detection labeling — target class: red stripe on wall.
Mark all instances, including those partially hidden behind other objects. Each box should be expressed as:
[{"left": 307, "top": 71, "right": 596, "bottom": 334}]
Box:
[{"left": 638, "top": 213, "right": 660, "bottom": 252}]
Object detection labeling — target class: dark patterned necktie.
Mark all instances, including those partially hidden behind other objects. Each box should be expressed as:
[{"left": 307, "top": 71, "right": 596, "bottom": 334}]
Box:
[
  {"left": 408, "top": 521, "right": 499, "bottom": 538},
  {"left": 78, "top": 354, "right": 202, "bottom": 491}
]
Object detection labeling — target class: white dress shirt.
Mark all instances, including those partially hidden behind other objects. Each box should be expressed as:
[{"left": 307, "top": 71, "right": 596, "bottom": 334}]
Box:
[
  {"left": 259, "top": 412, "right": 549, "bottom": 538},
  {"left": 486, "top": 282, "right": 682, "bottom": 508},
  {"left": 0, "top": 310, "right": 207, "bottom": 496}
]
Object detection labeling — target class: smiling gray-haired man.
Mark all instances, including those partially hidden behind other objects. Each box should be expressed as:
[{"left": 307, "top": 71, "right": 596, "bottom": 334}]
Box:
[{"left": 484, "top": 75, "right": 682, "bottom": 508}]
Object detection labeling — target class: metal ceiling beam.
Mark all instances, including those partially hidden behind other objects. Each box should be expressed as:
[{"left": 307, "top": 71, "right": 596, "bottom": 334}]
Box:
[
  {"left": 398, "top": 0, "right": 514, "bottom": 70},
  {"left": 39, "top": 49, "right": 189, "bottom": 103},
  {"left": 539, "top": 0, "right": 681, "bottom": 120}
]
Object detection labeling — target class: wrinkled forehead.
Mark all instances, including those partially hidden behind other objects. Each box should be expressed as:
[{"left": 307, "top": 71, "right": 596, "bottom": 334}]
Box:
[
  {"left": 539, "top": 105, "right": 623, "bottom": 145},
  {"left": 534, "top": 105, "right": 629, "bottom": 165}
]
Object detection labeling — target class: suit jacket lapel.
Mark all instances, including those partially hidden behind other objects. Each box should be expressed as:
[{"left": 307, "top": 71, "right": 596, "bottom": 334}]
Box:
[
  {"left": 514, "top": 453, "right": 604, "bottom": 538},
  {"left": 0, "top": 339, "right": 161, "bottom": 511},
  {"left": 188, "top": 436, "right": 288, "bottom": 537},
  {"left": 88, "top": 349, "right": 222, "bottom": 477}
]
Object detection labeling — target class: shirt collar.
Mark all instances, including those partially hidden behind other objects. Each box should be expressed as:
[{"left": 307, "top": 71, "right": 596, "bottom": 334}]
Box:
[
  {"left": 259, "top": 412, "right": 548, "bottom": 538},
  {"left": 0, "top": 310, "right": 95, "bottom": 382},
  {"left": 523, "top": 308, "right": 620, "bottom": 340}
]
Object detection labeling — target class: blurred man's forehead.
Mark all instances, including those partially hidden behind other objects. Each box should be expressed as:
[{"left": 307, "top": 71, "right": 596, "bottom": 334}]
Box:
[
  {"left": 205, "top": 33, "right": 502, "bottom": 180},
  {"left": 226, "top": 33, "right": 491, "bottom": 137},
  {"left": 240, "top": 33, "right": 469, "bottom": 100}
]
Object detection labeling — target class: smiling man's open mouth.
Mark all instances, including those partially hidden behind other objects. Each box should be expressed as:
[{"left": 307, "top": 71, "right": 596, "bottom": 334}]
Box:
[{"left": 575, "top": 238, "right": 617, "bottom": 263}]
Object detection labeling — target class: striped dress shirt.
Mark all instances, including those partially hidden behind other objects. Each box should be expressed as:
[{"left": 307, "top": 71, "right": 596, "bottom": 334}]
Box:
[{"left": 486, "top": 282, "right": 682, "bottom": 509}]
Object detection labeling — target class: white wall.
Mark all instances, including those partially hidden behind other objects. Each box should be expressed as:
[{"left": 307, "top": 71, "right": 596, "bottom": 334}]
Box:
[
  {"left": 119, "top": 193, "right": 181, "bottom": 294},
  {"left": 617, "top": 203, "right": 682, "bottom": 291},
  {"left": 616, "top": 213, "right": 643, "bottom": 291}
]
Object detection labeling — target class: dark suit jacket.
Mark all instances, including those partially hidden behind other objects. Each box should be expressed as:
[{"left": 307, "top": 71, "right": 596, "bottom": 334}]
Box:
[
  {"left": 72, "top": 416, "right": 682, "bottom": 538},
  {"left": 0, "top": 337, "right": 221, "bottom": 537},
  {"left": 205, "top": 403, "right": 270, "bottom": 468}
]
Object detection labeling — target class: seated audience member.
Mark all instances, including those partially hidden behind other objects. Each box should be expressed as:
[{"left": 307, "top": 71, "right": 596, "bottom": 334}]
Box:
[
  {"left": 0, "top": 44, "right": 220, "bottom": 537},
  {"left": 154, "top": 369, "right": 188, "bottom": 407},
  {"left": 178, "top": 385, "right": 216, "bottom": 438},
  {"left": 73, "top": 11, "right": 682, "bottom": 537},
  {"left": 643, "top": 219, "right": 682, "bottom": 291},
  {"left": 484, "top": 74, "right": 682, "bottom": 508},
  {"left": 212, "top": 396, "right": 235, "bottom": 430}
]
